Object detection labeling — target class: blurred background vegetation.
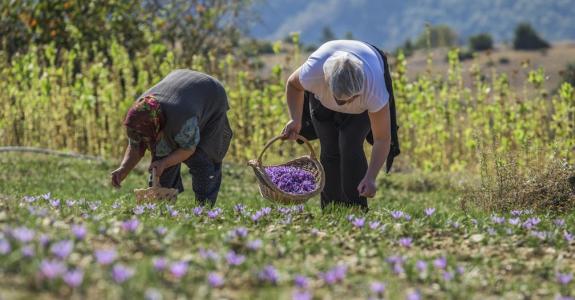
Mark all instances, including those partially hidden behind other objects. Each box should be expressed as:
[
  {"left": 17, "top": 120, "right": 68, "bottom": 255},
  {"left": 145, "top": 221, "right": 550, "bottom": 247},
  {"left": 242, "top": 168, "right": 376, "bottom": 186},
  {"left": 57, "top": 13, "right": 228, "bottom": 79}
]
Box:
[{"left": 0, "top": 0, "right": 573, "bottom": 174}]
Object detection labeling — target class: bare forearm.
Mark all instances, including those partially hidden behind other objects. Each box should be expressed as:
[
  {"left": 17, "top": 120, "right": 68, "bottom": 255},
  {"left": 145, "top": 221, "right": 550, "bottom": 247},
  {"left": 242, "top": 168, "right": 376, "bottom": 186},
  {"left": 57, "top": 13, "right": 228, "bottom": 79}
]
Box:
[
  {"left": 287, "top": 84, "right": 304, "bottom": 122},
  {"left": 120, "top": 146, "right": 144, "bottom": 171},
  {"left": 365, "top": 140, "right": 390, "bottom": 180},
  {"left": 162, "top": 147, "right": 196, "bottom": 168},
  {"left": 286, "top": 69, "right": 305, "bottom": 122}
]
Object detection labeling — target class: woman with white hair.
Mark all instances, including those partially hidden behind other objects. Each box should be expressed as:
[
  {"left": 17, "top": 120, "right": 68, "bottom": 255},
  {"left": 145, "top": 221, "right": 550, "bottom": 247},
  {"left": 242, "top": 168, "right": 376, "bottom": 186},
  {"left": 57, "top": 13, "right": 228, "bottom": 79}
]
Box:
[{"left": 281, "top": 40, "right": 399, "bottom": 211}]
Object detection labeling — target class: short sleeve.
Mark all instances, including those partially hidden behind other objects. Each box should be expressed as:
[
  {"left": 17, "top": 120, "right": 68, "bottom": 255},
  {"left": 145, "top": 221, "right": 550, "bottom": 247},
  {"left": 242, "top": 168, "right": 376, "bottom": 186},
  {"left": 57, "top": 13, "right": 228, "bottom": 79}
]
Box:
[
  {"left": 298, "top": 49, "right": 329, "bottom": 92},
  {"left": 174, "top": 117, "right": 200, "bottom": 149}
]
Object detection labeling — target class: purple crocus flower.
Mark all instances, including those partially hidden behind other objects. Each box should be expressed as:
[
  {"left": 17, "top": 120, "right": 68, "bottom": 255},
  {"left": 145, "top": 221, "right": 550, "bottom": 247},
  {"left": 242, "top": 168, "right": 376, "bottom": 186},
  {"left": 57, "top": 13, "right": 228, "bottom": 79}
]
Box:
[
  {"left": 145, "top": 203, "right": 157, "bottom": 210},
  {"left": 233, "top": 204, "right": 245, "bottom": 214},
  {"left": 0, "top": 238, "right": 11, "bottom": 254},
  {"left": 530, "top": 231, "right": 549, "bottom": 240},
  {"left": 11, "top": 227, "right": 35, "bottom": 243},
  {"left": 424, "top": 207, "right": 436, "bottom": 216},
  {"left": 111, "top": 264, "right": 134, "bottom": 283},
  {"left": 265, "top": 166, "right": 317, "bottom": 194},
  {"left": 63, "top": 269, "right": 84, "bottom": 287},
  {"left": 352, "top": 217, "right": 365, "bottom": 228},
  {"left": 554, "top": 219, "right": 566, "bottom": 227},
  {"left": 557, "top": 272, "right": 573, "bottom": 285},
  {"left": 555, "top": 296, "right": 575, "bottom": 300},
  {"left": 321, "top": 265, "right": 347, "bottom": 283},
  {"left": 404, "top": 214, "right": 412, "bottom": 221},
  {"left": 456, "top": 265, "right": 465, "bottom": 275},
  {"left": 386, "top": 255, "right": 404, "bottom": 265},
  {"left": 370, "top": 281, "right": 385, "bottom": 294},
  {"left": 133, "top": 205, "right": 145, "bottom": 215},
  {"left": 39, "top": 234, "right": 50, "bottom": 247},
  {"left": 392, "top": 263, "right": 404, "bottom": 274},
  {"left": 170, "top": 261, "right": 188, "bottom": 278},
  {"left": 50, "top": 199, "right": 61, "bottom": 207},
  {"left": 41, "top": 192, "right": 51, "bottom": 200},
  {"left": 155, "top": 226, "right": 168, "bottom": 236},
  {"left": 261, "top": 207, "right": 272, "bottom": 215},
  {"left": 508, "top": 218, "right": 520, "bottom": 226},
  {"left": 251, "top": 211, "right": 264, "bottom": 222},
  {"left": 247, "top": 239, "right": 263, "bottom": 251},
  {"left": 491, "top": 215, "right": 505, "bottom": 224},
  {"left": 207, "top": 208, "right": 222, "bottom": 219},
  {"left": 294, "top": 275, "right": 309, "bottom": 289},
  {"left": 153, "top": 257, "right": 167, "bottom": 271},
  {"left": 21, "top": 245, "right": 35, "bottom": 257},
  {"left": 193, "top": 207, "right": 203, "bottom": 216},
  {"left": 391, "top": 211, "right": 404, "bottom": 220},
  {"left": 433, "top": 256, "right": 447, "bottom": 270},
  {"left": 347, "top": 214, "right": 355, "bottom": 222},
  {"left": 144, "top": 288, "right": 162, "bottom": 300},
  {"left": 416, "top": 260, "right": 427, "bottom": 273},
  {"left": 398, "top": 237, "right": 413, "bottom": 248},
  {"left": 406, "top": 291, "right": 421, "bottom": 300},
  {"left": 208, "top": 272, "right": 224, "bottom": 288},
  {"left": 487, "top": 227, "right": 496, "bottom": 235},
  {"left": 198, "top": 248, "right": 220, "bottom": 261},
  {"left": 369, "top": 221, "right": 381, "bottom": 230},
  {"left": 233, "top": 227, "right": 248, "bottom": 238},
  {"left": 564, "top": 232, "right": 574, "bottom": 242},
  {"left": 258, "top": 265, "right": 279, "bottom": 284},
  {"left": 39, "top": 259, "right": 66, "bottom": 279},
  {"left": 226, "top": 251, "right": 246, "bottom": 266},
  {"left": 65, "top": 200, "right": 76, "bottom": 207},
  {"left": 23, "top": 195, "right": 37, "bottom": 203},
  {"left": 443, "top": 271, "right": 454, "bottom": 281},
  {"left": 94, "top": 249, "right": 117, "bottom": 265},
  {"left": 510, "top": 210, "right": 522, "bottom": 216},
  {"left": 71, "top": 224, "right": 87, "bottom": 240},
  {"left": 292, "top": 290, "right": 312, "bottom": 300},
  {"left": 50, "top": 240, "right": 74, "bottom": 259},
  {"left": 121, "top": 218, "right": 139, "bottom": 232}
]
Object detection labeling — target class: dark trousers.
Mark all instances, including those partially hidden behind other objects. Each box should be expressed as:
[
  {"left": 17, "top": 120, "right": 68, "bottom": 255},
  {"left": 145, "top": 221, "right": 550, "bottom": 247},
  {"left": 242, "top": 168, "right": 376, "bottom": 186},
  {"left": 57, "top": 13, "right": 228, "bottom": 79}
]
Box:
[
  {"left": 309, "top": 97, "right": 371, "bottom": 210},
  {"left": 150, "top": 148, "right": 222, "bottom": 207}
]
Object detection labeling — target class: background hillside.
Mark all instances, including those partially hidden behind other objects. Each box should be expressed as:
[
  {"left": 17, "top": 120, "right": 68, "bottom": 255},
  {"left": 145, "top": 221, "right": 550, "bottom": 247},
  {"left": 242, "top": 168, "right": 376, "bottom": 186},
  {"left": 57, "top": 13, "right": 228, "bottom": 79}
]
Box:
[{"left": 248, "top": 0, "right": 575, "bottom": 49}]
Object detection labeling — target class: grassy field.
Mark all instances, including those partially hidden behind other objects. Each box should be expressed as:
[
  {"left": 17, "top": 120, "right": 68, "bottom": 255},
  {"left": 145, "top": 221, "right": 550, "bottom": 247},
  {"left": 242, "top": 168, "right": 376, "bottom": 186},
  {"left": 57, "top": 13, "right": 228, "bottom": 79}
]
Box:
[{"left": 0, "top": 153, "right": 573, "bottom": 299}]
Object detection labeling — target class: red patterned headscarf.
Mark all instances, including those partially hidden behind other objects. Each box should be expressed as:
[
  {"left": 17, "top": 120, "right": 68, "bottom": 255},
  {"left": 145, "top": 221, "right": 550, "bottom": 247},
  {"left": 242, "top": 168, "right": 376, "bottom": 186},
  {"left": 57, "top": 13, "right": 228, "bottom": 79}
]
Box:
[{"left": 123, "top": 94, "right": 164, "bottom": 152}]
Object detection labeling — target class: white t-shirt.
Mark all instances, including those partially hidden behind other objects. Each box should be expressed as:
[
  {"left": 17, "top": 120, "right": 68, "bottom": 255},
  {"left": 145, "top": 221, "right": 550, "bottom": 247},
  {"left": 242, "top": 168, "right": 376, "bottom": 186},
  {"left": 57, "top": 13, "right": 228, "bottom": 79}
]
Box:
[{"left": 299, "top": 40, "right": 389, "bottom": 114}]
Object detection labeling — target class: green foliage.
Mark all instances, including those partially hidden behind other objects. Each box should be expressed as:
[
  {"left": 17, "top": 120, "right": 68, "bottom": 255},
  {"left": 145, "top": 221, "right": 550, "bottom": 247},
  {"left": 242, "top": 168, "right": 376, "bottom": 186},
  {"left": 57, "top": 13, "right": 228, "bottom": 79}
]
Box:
[
  {"left": 415, "top": 25, "right": 458, "bottom": 49},
  {"left": 468, "top": 33, "right": 493, "bottom": 52},
  {"left": 0, "top": 0, "right": 252, "bottom": 64},
  {"left": 513, "top": 22, "right": 550, "bottom": 50}
]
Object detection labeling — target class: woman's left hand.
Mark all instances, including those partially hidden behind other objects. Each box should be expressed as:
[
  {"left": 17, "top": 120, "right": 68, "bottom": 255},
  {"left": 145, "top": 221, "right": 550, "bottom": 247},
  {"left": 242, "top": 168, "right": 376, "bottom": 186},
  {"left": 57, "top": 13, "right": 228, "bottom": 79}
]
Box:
[
  {"left": 149, "top": 159, "right": 167, "bottom": 177},
  {"left": 357, "top": 176, "right": 377, "bottom": 198}
]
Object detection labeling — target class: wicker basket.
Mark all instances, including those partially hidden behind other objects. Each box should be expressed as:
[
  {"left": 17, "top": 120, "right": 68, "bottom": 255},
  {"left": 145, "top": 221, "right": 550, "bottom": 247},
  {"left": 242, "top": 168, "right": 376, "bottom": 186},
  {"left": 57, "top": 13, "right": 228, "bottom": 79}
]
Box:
[{"left": 248, "top": 135, "right": 325, "bottom": 205}]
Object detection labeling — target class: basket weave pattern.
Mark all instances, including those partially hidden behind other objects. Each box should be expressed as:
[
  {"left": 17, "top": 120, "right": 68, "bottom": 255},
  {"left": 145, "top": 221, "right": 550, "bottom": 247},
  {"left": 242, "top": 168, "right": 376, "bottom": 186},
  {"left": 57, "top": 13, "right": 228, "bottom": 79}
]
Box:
[{"left": 248, "top": 135, "right": 325, "bottom": 205}]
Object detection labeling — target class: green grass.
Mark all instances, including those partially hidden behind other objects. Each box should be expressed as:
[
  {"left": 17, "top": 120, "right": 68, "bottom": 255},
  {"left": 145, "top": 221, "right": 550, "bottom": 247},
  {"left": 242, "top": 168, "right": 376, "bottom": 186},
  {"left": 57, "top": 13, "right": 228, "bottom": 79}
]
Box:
[{"left": 0, "top": 153, "right": 573, "bottom": 299}]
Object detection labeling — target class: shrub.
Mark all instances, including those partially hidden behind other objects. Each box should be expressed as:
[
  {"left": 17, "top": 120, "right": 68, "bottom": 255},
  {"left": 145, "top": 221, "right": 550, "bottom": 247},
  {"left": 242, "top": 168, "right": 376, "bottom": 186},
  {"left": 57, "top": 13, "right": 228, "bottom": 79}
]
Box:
[
  {"left": 469, "top": 33, "right": 493, "bottom": 52},
  {"left": 559, "top": 62, "right": 575, "bottom": 87},
  {"left": 513, "top": 23, "right": 550, "bottom": 50},
  {"left": 461, "top": 149, "right": 575, "bottom": 213}
]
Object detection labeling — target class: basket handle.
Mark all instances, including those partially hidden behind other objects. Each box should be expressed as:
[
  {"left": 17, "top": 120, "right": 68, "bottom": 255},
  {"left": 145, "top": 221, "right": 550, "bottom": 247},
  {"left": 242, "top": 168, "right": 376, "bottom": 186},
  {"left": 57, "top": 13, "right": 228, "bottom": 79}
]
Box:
[{"left": 257, "top": 134, "right": 317, "bottom": 164}]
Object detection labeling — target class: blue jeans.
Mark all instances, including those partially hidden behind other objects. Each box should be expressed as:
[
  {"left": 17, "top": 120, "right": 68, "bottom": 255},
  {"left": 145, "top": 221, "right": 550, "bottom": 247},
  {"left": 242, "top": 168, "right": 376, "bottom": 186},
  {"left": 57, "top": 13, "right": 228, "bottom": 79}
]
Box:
[{"left": 150, "top": 148, "right": 222, "bottom": 207}]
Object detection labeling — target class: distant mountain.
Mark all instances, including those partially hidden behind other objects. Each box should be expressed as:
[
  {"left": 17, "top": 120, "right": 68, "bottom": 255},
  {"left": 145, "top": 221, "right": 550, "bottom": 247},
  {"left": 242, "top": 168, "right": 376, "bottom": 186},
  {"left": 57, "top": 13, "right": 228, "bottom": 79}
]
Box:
[{"left": 247, "top": 0, "right": 575, "bottom": 50}]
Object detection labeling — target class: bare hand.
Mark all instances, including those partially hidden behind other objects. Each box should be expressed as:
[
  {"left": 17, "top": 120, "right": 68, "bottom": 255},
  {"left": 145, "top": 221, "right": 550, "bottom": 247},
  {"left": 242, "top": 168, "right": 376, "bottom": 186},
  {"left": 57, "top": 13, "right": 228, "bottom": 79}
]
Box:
[
  {"left": 149, "top": 160, "right": 167, "bottom": 177},
  {"left": 111, "top": 167, "right": 129, "bottom": 188},
  {"left": 357, "top": 177, "right": 376, "bottom": 198},
  {"left": 281, "top": 119, "right": 302, "bottom": 140}
]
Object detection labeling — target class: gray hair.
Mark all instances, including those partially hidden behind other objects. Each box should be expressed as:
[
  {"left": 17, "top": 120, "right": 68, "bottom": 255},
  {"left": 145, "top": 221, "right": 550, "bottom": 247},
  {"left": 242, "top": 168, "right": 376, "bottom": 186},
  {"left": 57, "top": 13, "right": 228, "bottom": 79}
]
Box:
[{"left": 323, "top": 51, "right": 365, "bottom": 100}]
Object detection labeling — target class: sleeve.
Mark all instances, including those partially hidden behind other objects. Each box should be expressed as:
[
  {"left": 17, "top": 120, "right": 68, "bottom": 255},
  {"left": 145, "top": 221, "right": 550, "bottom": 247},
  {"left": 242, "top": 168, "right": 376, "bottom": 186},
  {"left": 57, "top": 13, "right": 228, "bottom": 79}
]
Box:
[
  {"left": 174, "top": 117, "right": 200, "bottom": 149},
  {"left": 367, "top": 65, "right": 390, "bottom": 113},
  {"left": 298, "top": 49, "right": 329, "bottom": 92}
]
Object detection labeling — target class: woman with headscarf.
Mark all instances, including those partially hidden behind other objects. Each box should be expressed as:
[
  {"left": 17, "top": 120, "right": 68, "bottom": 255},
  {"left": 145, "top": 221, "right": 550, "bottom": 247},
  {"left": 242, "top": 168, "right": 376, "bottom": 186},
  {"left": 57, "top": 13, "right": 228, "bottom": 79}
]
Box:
[
  {"left": 111, "top": 69, "right": 233, "bottom": 207},
  {"left": 281, "top": 40, "right": 398, "bottom": 211}
]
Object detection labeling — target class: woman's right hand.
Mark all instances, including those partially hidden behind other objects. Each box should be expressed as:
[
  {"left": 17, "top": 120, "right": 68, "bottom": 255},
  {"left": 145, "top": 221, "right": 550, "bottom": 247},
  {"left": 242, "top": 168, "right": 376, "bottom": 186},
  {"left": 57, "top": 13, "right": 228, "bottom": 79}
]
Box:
[
  {"left": 111, "top": 167, "right": 129, "bottom": 188},
  {"left": 281, "top": 119, "right": 302, "bottom": 140}
]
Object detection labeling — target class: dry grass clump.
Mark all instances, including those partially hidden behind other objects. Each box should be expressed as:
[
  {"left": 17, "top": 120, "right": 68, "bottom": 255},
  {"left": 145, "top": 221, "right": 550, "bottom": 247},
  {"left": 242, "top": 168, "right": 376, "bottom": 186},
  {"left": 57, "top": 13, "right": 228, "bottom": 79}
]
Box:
[{"left": 461, "top": 150, "right": 575, "bottom": 213}]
